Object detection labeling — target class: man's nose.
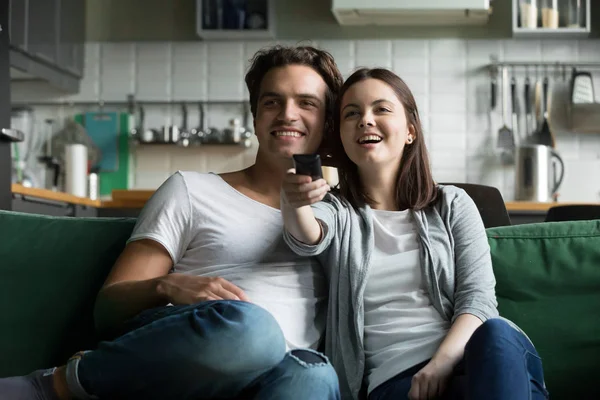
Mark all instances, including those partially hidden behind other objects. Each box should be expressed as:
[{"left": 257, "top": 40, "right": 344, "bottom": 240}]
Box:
[{"left": 277, "top": 101, "right": 299, "bottom": 122}]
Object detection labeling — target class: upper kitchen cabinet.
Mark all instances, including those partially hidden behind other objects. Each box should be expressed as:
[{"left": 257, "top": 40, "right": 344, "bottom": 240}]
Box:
[
  {"left": 27, "top": 0, "right": 60, "bottom": 65},
  {"left": 58, "top": 0, "right": 86, "bottom": 76},
  {"left": 196, "top": 0, "right": 275, "bottom": 39},
  {"left": 331, "top": 0, "right": 492, "bottom": 26},
  {"left": 512, "top": 0, "right": 591, "bottom": 37},
  {"left": 8, "top": 0, "right": 86, "bottom": 93},
  {"left": 8, "top": 0, "right": 27, "bottom": 50}
]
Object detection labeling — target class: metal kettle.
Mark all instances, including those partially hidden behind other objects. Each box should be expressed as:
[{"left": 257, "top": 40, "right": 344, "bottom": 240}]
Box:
[{"left": 515, "top": 145, "right": 565, "bottom": 202}]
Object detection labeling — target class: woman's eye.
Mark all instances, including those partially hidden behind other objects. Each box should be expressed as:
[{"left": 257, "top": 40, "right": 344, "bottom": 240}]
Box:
[
  {"left": 263, "top": 99, "right": 278, "bottom": 106},
  {"left": 377, "top": 107, "right": 391, "bottom": 113},
  {"left": 344, "top": 111, "right": 358, "bottom": 118}
]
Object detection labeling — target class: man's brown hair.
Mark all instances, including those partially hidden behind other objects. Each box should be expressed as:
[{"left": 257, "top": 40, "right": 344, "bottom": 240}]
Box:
[
  {"left": 332, "top": 68, "right": 438, "bottom": 211},
  {"left": 245, "top": 45, "right": 344, "bottom": 146}
]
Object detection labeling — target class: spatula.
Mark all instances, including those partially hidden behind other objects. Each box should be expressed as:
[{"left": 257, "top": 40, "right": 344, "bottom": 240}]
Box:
[{"left": 497, "top": 67, "right": 515, "bottom": 163}]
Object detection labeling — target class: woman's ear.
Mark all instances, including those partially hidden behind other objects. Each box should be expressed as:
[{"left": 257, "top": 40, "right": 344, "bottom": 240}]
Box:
[{"left": 406, "top": 124, "right": 416, "bottom": 144}]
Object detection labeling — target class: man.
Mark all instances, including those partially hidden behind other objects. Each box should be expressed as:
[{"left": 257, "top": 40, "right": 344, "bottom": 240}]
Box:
[{"left": 2, "top": 45, "right": 344, "bottom": 400}]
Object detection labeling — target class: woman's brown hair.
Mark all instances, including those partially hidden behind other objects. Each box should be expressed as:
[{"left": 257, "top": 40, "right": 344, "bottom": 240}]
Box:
[{"left": 332, "top": 68, "right": 438, "bottom": 211}]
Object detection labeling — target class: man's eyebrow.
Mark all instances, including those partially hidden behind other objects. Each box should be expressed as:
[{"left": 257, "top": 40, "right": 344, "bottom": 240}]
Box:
[
  {"left": 297, "top": 94, "right": 323, "bottom": 104},
  {"left": 259, "top": 91, "right": 281, "bottom": 100},
  {"left": 258, "top": 92, "right": 323, "bottom": 104}
]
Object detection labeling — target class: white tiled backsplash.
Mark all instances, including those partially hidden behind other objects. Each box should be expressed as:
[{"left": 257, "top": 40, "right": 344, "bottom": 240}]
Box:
[{"left": 11, "top": 39, "right": 600, "bottom": 201}]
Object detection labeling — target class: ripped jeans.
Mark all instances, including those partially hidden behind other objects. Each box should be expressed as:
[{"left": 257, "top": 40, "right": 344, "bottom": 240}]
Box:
[{"left": 64, "top": 301, "right": 340, "bottom": 400}]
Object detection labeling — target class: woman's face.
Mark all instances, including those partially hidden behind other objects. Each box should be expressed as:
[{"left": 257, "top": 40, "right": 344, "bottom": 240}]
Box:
[{"left": 339, "top": 78, "right": 414, "bottom": 171}]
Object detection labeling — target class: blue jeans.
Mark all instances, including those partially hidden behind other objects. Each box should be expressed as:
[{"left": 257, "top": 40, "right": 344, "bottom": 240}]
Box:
[
  {"left": 369, "top": 319, "right": 549, "bottom": 400},
  {"left": 65, "top": 301, "right": 340, "bottom": 400}
]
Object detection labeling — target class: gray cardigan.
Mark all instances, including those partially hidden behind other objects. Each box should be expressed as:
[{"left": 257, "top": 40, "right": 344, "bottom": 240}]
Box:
[{"left": 283, "top": 185, "right": 501, "bottom": 400}]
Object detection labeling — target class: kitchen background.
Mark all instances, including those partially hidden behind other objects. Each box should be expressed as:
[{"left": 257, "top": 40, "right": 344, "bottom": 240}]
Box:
[{"left": 7, "top": 0, "right": 600, "bottom": 208}]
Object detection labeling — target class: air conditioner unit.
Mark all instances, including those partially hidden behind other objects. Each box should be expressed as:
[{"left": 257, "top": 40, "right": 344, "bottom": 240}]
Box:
[{"left": 332, "top": 0, "right": 492, "bottom": 26}]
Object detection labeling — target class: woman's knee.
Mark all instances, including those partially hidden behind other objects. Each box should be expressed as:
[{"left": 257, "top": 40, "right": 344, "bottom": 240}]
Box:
[{"left": 466, "top": 318, "right": 524, "bottom": 355}]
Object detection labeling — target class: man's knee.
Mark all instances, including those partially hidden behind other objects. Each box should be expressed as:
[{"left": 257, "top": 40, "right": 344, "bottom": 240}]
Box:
[{"left": 189, "top": 301, "right": 286, "bottom": 374}]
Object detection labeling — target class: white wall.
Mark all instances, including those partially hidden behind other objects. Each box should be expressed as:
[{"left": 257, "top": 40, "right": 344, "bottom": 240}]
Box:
[{"left": 11, "top": 39, "right": 600, "bottom": 202}]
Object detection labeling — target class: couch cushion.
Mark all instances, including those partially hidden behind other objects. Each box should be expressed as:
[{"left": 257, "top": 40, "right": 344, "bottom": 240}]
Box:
[
  {"left": 487, "top": 220, "right": 600, "bottom": 400},
  {"left": 0, "top": 211, "right": 135, "bottom": 377}
]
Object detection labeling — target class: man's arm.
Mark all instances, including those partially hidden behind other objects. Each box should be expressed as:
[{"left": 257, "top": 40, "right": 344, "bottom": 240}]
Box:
[
  {"left": 94, "top": 239, "right": 248, "bottom": 334},
  {"left": 93, "top": 239, "right": 172, "bottom": 333}
]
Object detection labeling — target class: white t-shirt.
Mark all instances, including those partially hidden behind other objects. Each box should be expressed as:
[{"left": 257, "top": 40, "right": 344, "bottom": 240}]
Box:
[
  {"left": 364, "top": 209, "right": 450, "bottom": 394},
  {"left": 128, "top": 171, "right": 328, "bottom": 351}
]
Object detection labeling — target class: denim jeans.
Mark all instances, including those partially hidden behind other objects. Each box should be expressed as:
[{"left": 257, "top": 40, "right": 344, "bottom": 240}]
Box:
[
  {"left": 369, "top": 318, "right": 549, "bottom": 400},
  {"left": 66, "top": 301, "right": 340, "bottom": 400}
]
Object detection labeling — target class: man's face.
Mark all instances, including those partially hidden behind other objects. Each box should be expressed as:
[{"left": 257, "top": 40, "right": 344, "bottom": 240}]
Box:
[{"left": 253, "top": 65, "right": 328, "bottom": 160}]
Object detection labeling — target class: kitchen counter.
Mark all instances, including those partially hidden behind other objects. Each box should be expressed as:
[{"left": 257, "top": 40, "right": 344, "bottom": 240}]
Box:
[
  {"left": 11, "top": 184, "right": 102, "bottom": 207},
  {"left": 109, "top": 190, "right": 597, "bottom": 212},
  {"left": 10, "top": 186, "right": 598, "bottom": 215}
]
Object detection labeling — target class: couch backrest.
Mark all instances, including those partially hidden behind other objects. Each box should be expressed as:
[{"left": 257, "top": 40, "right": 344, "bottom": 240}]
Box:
[
  {"left": 0, "top": 210, "right": 135, "bottom": 377},
  {"left": 487, "top": 220, "right": 600, "bottom": 400},
  {"left": 2, "top": 210, "right": 599, "bottom": 399}
]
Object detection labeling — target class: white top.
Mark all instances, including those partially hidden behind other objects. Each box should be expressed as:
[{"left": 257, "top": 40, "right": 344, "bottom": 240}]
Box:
[
  {"left": 364, "top": 209, "right": 450, "bottom": 394},
  {"left": 128, "top": 171, "right": 328, "bottom": 351}
]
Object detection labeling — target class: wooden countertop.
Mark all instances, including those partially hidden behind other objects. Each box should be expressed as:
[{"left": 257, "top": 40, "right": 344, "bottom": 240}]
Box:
[
  {"left": 111, "top": 190, "right": 596, "bottom": 212},
  {"left": 11, "top": 184, "right": 102, "bottom": 207},
  {"left": 505, "top": 201, "right": 599, "bottom": 212},
  {"left": 12, "top": 186, "right": 598, "bottom": 212}
]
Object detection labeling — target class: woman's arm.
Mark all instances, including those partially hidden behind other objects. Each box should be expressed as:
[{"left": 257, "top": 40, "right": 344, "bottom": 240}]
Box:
[
  {"left": 432, "top": 313, "right": 482, "bottom": 366},
  {"left": 449, "top": 189, "right": 499, "bottom": 322},
  {"left": 408, "top": 314, "right": 483, "bottom": 400},
  {"left": 281, "top": 169, "right": 330, "bottom": 245}
]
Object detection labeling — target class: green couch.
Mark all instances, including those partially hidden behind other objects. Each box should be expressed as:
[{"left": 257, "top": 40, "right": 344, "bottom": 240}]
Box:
[{"left": 1, "top": 210, "right": 599, "bottom": 399}]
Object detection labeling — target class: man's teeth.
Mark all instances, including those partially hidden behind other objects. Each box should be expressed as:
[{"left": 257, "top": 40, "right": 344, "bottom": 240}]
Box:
[
  {"left": 358, "top": 135, "right": 382, "bottom": 144},
  {"left": 274, "top": 131, "right": 302, "bottom": 137}
]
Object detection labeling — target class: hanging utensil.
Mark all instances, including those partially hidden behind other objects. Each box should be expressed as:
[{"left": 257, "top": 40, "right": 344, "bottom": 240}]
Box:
[
  {"left": 533, "top": 74, "right": 555, "bottom": 148},
  {"left": 570, "top": 67, "right": 595, "bottom": 104},
  {"left": 524, "top": 75, "right": 532, "bottom": 140},
  {"left": 511, "top": 76, "right": 520, "bottom": 145},
  {"left": 177, "top": 103, "right": 192, "bottom": 147},
  {"left": 496, "top": 67, "right": 515, "bottom": 164}
]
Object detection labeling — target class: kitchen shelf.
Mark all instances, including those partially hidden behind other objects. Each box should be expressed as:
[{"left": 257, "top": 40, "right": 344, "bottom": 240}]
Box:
[
  {"left": 196, "top": 0, "right": 276, "bottom": 40},
  {"left": 512, "top": 27, "right": 590, "bottom": 39},
  {"left": 131, "top": 141, "right": 251, "bottom": 149},
  {"left": 10, "top": 99, "right": 249, "bottom": 107},
  {"left": 511, "top": 0, "right": 591, "bottom": 38}
]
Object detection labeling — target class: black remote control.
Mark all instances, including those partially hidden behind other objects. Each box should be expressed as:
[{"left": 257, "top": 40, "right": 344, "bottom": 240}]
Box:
[{"left": 293, "top": 154, "right": 323, "bottom": 181}]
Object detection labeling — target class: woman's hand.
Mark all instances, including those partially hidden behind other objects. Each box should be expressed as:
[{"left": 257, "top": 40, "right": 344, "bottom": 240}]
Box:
[
  {"left": 281, "top": 169, "right": 330, "bottom": 209},
  {"left": 408, "top": 356, "right": 455, "bottom": 400}
]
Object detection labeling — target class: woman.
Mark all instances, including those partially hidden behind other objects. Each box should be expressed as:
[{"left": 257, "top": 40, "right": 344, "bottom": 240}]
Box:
[{"left": 280, "top": 68, "right": 548, "bottom": 400}]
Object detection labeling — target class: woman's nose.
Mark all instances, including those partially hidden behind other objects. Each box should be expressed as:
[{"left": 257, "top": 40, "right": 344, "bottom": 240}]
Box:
[{"left": 359, "top": 118, "right": 374, "bottom": 128}]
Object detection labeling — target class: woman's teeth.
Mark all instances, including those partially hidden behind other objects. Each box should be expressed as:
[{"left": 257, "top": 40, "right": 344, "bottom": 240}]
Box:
[{"left": 358, "top": 135, "right": 382, "bottom": 144}]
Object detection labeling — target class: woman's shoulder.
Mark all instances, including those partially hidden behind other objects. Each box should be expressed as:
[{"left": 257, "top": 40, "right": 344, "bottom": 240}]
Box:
[{"left": 434, "top": 184, "right": 473, "bottom": 207}]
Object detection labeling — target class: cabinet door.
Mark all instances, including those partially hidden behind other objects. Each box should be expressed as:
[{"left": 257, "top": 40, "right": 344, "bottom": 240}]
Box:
[
  {"left": 1, "top": 1, "right": 13, "bottom": 210},
  {"left": 27, "top": 0, "right": 59, "bottom": 65},
  {"left": 58, "top": 0, "right": 85, "bottom": 76},
  {"left": 8, "top": 0, "right": 27, "bottom": 50}
]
